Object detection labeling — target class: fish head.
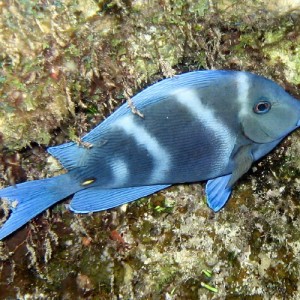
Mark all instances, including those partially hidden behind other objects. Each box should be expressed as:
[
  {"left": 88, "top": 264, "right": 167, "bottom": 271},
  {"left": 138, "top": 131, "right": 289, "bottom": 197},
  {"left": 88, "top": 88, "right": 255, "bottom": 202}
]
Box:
[{"left": 239, "top": 73, "right": 300, "bottom": 144}]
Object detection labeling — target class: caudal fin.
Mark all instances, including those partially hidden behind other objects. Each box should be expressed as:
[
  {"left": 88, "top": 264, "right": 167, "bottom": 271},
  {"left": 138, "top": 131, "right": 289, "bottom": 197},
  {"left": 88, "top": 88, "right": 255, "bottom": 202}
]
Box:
[{"left": 0, "top": 173, "right": 79, "bottom": 240}]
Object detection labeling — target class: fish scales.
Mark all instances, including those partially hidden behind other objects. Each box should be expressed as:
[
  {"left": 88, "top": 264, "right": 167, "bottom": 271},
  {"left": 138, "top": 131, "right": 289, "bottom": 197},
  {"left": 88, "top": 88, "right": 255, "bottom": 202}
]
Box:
[
  {"left": 80, "top": 91, "right": 233, "bottom": 186},
  {"left": 0, "top": 70, "right": 300, "bottom": 239}
]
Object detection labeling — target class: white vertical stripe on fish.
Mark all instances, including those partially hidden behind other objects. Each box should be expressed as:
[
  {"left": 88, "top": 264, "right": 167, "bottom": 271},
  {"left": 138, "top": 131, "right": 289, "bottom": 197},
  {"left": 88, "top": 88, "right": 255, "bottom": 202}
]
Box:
[
  {"left": 174, "top": 88, "right": 234, "bottom": 169},
  {"left": 110, "top": 158, "right": 129, "bottom": 187},
  {"left": 114, "top": 115, "right": 171, "bottom": 182},
  {"left": 174, "top": 88, "right": 231, "bottom": 136},
  {"left": 236, "top": 72, "right": 250, "bottom": 117}
]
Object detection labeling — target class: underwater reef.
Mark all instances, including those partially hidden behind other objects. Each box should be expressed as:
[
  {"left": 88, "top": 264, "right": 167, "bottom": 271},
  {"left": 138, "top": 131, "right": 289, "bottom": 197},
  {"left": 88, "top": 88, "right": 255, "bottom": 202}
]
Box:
[{"left": 1, "top": 0, "right": 300, "bottom": 298}]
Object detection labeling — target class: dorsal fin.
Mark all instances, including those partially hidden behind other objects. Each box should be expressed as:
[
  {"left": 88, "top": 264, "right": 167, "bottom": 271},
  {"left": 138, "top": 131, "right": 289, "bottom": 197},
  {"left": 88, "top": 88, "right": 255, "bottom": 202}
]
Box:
[
  {"left": 82, "top": 70, "right": 235, "bottom": 144},
  {"left": 47, "top": 142, "right": 87, "bottom": 170},
  {"left": 48, "top": 71, "right": 236, "bottom": 169}
]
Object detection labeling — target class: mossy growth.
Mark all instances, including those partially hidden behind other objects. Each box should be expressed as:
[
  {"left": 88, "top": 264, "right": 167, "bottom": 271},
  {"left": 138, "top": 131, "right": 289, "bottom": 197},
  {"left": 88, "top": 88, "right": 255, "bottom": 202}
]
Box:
[{"left": 1, "top": 0, "right": 300, "bottom": 299}]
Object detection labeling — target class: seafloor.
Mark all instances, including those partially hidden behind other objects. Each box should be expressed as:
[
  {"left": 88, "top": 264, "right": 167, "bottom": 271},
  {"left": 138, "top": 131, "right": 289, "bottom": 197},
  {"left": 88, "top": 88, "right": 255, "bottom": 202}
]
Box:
[{"left": 1, "top": 0, "right": 300, "bottom": 299}]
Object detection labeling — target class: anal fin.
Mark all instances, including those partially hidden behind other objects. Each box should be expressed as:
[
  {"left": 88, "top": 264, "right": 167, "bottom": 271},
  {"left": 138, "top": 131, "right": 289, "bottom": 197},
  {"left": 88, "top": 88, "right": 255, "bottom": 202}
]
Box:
[{"left": 70, "top": 184, "right": 170, "bottom": 213}]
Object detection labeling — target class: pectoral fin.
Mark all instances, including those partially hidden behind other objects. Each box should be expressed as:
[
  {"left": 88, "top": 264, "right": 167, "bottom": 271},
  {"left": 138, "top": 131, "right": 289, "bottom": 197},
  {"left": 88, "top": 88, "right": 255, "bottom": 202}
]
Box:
[
  {"left": 206, "top": 144, "right": 254, "bottom": 212},
  {"left": 227, "top": 144, "right": 254, "bottom": 188}
]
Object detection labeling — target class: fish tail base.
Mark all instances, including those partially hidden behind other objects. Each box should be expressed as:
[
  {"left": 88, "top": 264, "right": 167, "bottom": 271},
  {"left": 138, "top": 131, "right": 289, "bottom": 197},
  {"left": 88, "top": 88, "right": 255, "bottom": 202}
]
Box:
[{"left": 0, "top": 173, "right": 78, "bottom": 240}]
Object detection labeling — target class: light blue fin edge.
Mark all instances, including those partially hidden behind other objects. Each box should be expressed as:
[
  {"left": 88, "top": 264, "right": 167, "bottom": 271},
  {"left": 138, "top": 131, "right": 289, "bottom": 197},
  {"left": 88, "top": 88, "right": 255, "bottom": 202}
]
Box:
[
  {"left": 82, "top": 70, "right": 236, "bottom": 143},
  {"left": 205, "top": 174, "right": 232, "bottom": 212},
  {"left": 70, "top": 184, "right": 170, "bottom": 213}
]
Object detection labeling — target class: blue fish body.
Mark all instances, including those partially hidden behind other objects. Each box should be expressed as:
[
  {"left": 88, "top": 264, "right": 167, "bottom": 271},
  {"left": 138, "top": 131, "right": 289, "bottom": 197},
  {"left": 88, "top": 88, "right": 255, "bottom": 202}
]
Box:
[{"left": 0, "top": 70, "right": 300, "bottom": 239}]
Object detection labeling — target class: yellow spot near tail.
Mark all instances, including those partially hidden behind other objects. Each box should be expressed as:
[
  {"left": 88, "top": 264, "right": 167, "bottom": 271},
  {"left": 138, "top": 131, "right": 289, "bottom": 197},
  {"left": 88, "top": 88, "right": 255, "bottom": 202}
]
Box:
[{"left": 81, "top": 178, "right": 96, "bottom": 186}]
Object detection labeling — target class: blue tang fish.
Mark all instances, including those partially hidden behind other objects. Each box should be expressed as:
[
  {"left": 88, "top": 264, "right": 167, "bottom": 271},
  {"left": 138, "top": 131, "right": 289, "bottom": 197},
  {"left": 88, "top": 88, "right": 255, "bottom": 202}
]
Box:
[{"left": 0, "top": 70, "right": 300, "bottom": 239}]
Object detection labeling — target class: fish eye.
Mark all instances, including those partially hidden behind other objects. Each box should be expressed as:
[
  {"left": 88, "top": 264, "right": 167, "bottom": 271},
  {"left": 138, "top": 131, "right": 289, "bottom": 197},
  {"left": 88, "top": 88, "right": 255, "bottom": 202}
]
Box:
[{"left": 253, "top": 101, "right": 271, "bottom": 114}]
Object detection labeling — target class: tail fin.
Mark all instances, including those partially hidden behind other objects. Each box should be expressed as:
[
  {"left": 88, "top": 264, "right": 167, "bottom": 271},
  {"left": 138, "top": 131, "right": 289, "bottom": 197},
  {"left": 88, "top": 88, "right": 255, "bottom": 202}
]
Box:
[{"left": 0, "top": 173, "right": 79, "bottom": 240}]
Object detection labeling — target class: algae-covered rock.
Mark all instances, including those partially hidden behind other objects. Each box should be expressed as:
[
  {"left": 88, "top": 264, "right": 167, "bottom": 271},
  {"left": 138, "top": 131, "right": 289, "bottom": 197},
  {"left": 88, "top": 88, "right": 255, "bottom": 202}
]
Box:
[{"left": 1, "top": 0, "right": 300, "bottom": 299}]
